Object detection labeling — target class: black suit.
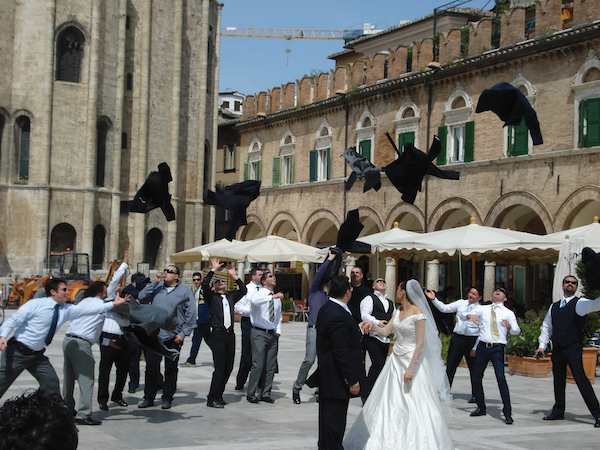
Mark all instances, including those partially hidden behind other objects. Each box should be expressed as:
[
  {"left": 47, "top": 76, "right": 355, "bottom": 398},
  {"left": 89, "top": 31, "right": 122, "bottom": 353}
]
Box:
[
  {"left": 202, "top": 272, "right": 247, "bottom": 404},
  {"left": 316, "top": 300, "right": 365, "bottom": 450}
]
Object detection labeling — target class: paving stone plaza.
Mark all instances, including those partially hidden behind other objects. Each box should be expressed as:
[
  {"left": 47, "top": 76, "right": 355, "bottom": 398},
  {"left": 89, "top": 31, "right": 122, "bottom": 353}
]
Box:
[{"left": 2, "top": 311, "right": 600, "bottom": 450}]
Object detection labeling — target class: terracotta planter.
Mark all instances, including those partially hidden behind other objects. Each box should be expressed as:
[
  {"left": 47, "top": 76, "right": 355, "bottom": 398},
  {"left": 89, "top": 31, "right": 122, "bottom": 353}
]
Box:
[
  {"left": 282, "top": 312, "right": 292, "bottom": 323},
  {"left": 567, "top": 347, "right": 599, "bottom": 384},
  {"left": 507, "top": 355, "right": 551, "bottom": 377}
]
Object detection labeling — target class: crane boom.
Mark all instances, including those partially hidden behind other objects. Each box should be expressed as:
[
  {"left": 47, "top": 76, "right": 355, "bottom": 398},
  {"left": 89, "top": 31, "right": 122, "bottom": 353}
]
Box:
[{"left": 221, "top": 27, "right": 346, "bottom": 40}]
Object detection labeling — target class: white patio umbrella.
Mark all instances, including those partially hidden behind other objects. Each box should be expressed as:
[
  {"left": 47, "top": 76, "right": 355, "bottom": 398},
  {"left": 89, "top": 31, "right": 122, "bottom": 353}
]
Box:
[
  {"left": 170, "top": 238, "right": 247, "bottom": 263},
  {"left": 233, "top": 235, "right": 322, "bottom": 263},
  {"left": 547, "top": 219, "right": 600, "bottom": 251},
  {"left": 551, "top": 236, "right": 584, "bottom": 303},
  {"left": 357, "top": 224, "right": 419, "bottom": 254}
]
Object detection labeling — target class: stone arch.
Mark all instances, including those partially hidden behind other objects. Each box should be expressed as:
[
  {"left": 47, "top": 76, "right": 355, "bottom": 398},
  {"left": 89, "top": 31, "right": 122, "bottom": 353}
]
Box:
[
  {"left": 444, "top": 82, "right": 473, "bottom": 112},
  {"left": 572, "top": 49, "right": 600, "bottom": 87},
  {"left": 315, "top": 117, "right": 333, "bottom": 139},
  {"left": 511, "top": 69, "right": 537, "bottom": 98},
  {"left": 239, "top": 214, "right": 266, "bottom": 240},
  {"left": 267, "top": 211, "right": 301, "bottom": 239},
  {"left": 356, "top": 106, "right": 376, "bottom": 129},
  {"left": 486, "top": 191, "right": 553, "bottom": 233},
  {"left": 11, "top": 109, "right": 34, "bottom": 123},
  {"left": 428, "top": 197, "right": 482, "bottom": 231},
  {"left": 554, "top": 185, "right": 600, "bottom": 231},
  {"left": 385, "top": 203, "right": 425, "bottom": 232},
  {"left": 50, "top": 223, "right": 77, "bottom": 252},
  {"left": 355, "top": 206, "right": 384, "bottom": 236},
  {"left": 280, "top": 128, "right": 295, "bottom": 146},
  {"left": 248, "top": 136, "right": 262, "bottom": 153},
  {"left": 302, "top": 209, "right": 342, "bottom": 246},
  {"left": 395, "top": 99, "right": 421, "bottom": 121},
  {"left": 55, "top": 20, "right": 90, "bottom": 43},
  {"left": 144, "top": 228, "right": 163, "bottom": 270}
]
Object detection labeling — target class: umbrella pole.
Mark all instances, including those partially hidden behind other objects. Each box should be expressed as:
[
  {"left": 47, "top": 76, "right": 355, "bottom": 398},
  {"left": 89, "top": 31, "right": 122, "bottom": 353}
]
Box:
[
  {"left": 472, "top": 255, "right": 476, "bottom": 288},
  {"left": 459, "top": 250, "right": 464, "bottom": 300}
]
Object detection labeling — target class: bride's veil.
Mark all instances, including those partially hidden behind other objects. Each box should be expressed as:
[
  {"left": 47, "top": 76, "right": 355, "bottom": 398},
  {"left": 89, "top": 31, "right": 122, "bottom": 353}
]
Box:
[{"left": 406, "top": 279, "right": 453, "bottom": 420}]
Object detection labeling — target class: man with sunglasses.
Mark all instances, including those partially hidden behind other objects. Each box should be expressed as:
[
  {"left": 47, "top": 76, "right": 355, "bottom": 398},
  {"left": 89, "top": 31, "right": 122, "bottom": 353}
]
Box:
[
  {"left": 536, "top": 275, "right": 600, "bottom": 427},
  {"left": 183, "top": 272, "right": 211, "bottom": 367},
  {"left": 137, "top": 265, "right": 196, "bottom": 410},
  {"left": 360, "top": 277, "right": 394, "bottom": 401},
  {"left": 0, "top": 278, "right": 127, "bottom": 399}
]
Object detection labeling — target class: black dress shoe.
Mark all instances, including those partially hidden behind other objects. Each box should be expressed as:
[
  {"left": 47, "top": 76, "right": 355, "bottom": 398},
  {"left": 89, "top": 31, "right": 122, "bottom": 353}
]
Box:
[
  {"left": 161, "top": 400, "right": 172, "bottom": 410},
  {"left": 217, "top": 398, "right": 227, "bottom": 405},
  {"left": 505, "top": 415, "right": 514, "bottom": 425},
  {"left": 98, "top": 403, "right": 108, "bottom": 411},
  {"left": 470, "top": 408, "right": 487, "bottom": 417},
  {"left": 234, "top": 385, "right": 244, "bottom": 391},
  {"left": 207, "top": 400, "right": 225, "bottom": 408},
  {"left": 75, "top": 417, "right": 102, "bottom": 426},
  {"left": 467, "top": 396, "right": 476, "bottom": 404},
  {"left": 595, "top": 417, "right": 600, "bottom": 428},
  {"left": 292, "top": 390, "right": 301, "bottom": 405},
  {"left": 138, "top": 399, "right": 155, "bottom": 408},
  {"left": 247, "top": 396, "right": 260, "bottom": 403},
  {"left": 260, "top": 396, "right": 275, "bottom": 403},
  {"left": 113, "top": 399, "right": 127, "bottom": 407},
  {"left": 543, "top": 414, "right": 565, "bottom": 421}
]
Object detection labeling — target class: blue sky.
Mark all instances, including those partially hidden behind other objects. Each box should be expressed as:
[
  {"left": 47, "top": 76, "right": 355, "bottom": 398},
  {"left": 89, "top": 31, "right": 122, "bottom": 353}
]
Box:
[{"left": 218, "top": 0, "right": 497, "bottom": 95}]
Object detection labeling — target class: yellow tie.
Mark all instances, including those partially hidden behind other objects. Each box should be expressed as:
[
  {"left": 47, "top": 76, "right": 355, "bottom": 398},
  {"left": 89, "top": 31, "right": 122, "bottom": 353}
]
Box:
[{"left": 491, "top": 305, "right": 500, "bottom": 341}]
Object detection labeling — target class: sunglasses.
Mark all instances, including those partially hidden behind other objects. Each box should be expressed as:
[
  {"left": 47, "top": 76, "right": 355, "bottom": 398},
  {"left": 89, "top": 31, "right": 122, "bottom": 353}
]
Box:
[
  {"left": 163, "top": 269, "right": 177, "bottom": 274},
  {"left": 192, "top": 278, "right": 201, "bottom": 281},
  {"left": 375, "top": 279, "right": 385, "bottom": 283},
  {"left": 266, "top": 274, "right": 274, "bottom": 278},
  {"left": 60, "top": 288, "right": 68, "bottom": 292},
  {"left": 564, "top": 280, "right": 578, "bottom": 285}
]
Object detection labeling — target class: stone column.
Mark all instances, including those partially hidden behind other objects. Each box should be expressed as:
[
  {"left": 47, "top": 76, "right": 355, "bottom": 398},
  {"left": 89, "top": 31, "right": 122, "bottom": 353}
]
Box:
[
  {"left": 484, "top": 261, "right": 496, "bottom": 302},
  {"left": 302, "top": 262, "right": 310, "bottom": 301},
  {"left": 385, "top": 257, "right": 396, "bottom": 299},
  {"left": 237, "top": 260, "right": 245, "bottom": 281},
  {"left": 426, "top": 259, "right": 439, "bottom": 291},
  {"left": 345, "top": 255, "right": 357, "bottom": 277}
]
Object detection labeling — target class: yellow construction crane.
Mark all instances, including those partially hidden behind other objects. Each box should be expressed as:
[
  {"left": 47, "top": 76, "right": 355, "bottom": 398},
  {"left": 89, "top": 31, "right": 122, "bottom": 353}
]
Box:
[{"left": 221, "top": 27, "right": 347, "bottom": 40}]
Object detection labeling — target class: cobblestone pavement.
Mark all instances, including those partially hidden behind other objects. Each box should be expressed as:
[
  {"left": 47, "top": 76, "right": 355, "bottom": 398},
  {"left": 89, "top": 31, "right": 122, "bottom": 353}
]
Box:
[{"left": 2, "top": 311, "right": 600, "bottom": 449}]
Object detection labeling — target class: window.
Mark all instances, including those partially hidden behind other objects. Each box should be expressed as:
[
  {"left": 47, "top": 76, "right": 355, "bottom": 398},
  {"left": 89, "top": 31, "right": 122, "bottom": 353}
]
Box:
[
  {"left": 222, "top": 101, "right": 230, "bottom": 109},
  {"left": 508, "top": 120, "right": 529, "bottom": 156},
  {"left": 579, "top": 98, "right": 600, "bottom": 148},
  {"left": 224, "top": 144, "right": 236, "bottom": 171},
  {"left": 56, "top": 27, "right": 85, "bottom": 83},
  {"left": 356, "top": 109, "right": 376, "bottom": 162},
  {"left": 126, "top": 73, "right": 133, "bottom": 91},
  {"left": 121, "top": 132, "right": 127, "bottom": 149},
  {"left": 394, "top": 102, "right": 420, "bottom": 154},
  {"left": 16, "top": 116, "right": 31, "bottom": 180},
  {"left": 397, "top": 131, "right": 415, "bottom": 153},
  {"left": 96, "top": 120, "right": 109, "bottom": 187},
  {"left": 234, "top": 101, "right": 242, "bottom": 112},
  {"left": 244, "top": 139, "right": 262, "bottom": 181},
  {"left": 437, "top": 122, "right": 474, "bottom": 165},
  {"left": 358, "top": 139, "right": 371, "bottom": 160},
  {"left": 309, "top": 148, "right": 330, "bottom": 182},
  {"left": 272, "top": 155, "right": 293, "bottom": 186}
]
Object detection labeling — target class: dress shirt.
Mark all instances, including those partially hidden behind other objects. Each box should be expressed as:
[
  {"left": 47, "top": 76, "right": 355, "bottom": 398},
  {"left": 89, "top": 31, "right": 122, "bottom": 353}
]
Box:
[
  {"left": 307, "top": 259, "right": 332, "bottom": 326},
  {"left": 0, "top": 297, "right": 115, "bottom": 351},
  {"left": 249, "top": 287, "right": 282, "bottom": 335},
  {"left": 234, "top": 281, "right": 261, "bottom": 317},
  {"left": 222, "top": 294, "right": 232, "bottom": 329},
  {"left": 65, "top": 297, "right": 129, "bottom": 344},
  {"left": 538, "top": 295, "right": 600, "bottom": 348},
  {"left": 328, "top": 297, "right": 352, "bottom": 315},
  {"left": 102, "top": 262, "right": 129, "bottom": 335},
  {"left": 465, "top": 302, "right": 520, "bottom": 345},
  {"left": 432, "top": 298, "right": 481, "bottom": 336},
  {"left": 360, "top": 291, "right": 391, "bottom": 344}
]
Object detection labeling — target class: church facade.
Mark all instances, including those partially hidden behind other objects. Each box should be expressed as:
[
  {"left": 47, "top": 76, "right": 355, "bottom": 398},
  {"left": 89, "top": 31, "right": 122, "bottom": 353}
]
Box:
[{"left": 0, "top": 0, "right": 221, "bottom": 275}]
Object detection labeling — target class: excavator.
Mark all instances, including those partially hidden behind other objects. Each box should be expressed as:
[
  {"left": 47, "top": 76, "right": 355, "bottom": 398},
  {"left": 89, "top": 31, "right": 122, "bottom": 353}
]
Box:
[{"left": 6, "top": 251, "right": 126, "bottom": 308}]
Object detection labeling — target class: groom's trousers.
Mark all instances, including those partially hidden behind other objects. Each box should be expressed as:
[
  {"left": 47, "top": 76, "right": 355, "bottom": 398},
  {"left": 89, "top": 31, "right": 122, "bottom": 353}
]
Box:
[{"left": 318, "top": 397, "right": 349, "bottom": 450}]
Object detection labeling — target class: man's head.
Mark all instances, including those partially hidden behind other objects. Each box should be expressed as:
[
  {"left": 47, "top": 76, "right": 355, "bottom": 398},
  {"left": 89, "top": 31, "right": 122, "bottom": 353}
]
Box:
[
  {"left": 131, "top": 272, "right": 146, "bottom": 286},
  {"left": 45, "top": 278, "right": 69, "bottom": 303},
  {"left": 211, "top": 277, "right": 226, "bottom": 294},
  {"left": 0, "top": 389, "right": 78, "bottom": 450},
  {"left": 372, "top": 278, "right": 386, "bottom": 294},
  {"left": 163, "top": 265, "right": 180, "bottom": 287},
  {"left": 493, "top": 286, "right": 507, "bottom": 304},
  {"left": 562, "top": 275, "right": 578, "bottom": 297},
  {"left": 250, "top": 268, "right": 263, "bottom": 285},
  {"left": 83, "top": 281, "right": 107, "bottom": 300},
  {"left": 261, "top": 271, "right": 276, "bottom": 290},
  {"left": 350, "top": 267, "right": 363, "bottom": 287},
  {"left": 467, "top": 286, "right": 482, "bottom": 304},
  {"left": 531, "top": 300, "right": 541, "bottom": 312},
  {"left": 329, "top": 275, "right": 351, "bottom": 303},
  {"left": 192, "top": 272, "right": 202, "bottom": 289}
]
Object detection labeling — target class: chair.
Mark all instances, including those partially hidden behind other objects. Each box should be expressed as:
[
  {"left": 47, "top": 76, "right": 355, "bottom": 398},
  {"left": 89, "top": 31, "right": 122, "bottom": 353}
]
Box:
[{"left": 293, "top": 300, "right": 309, "bottom": 322}]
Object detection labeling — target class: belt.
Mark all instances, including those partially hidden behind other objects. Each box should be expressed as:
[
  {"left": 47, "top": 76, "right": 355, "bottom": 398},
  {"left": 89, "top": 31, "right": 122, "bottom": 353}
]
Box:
[
  {"left": 308, "top": 324, "right": 316, "bottom": 329},
  {"left": 481, "top": 342, "right": 505, "bottom": 348},
  {"left": 8, "top": 338, "right": 44, "bottom": 355},
  {"left": 66, "top": 334, "right": 93, "bottom": 345},
  {"left": 101, "top": 332, "right": 123, "bottom": 339},
  {"left": 253, "top": 326, "right": 276, "bottom": 334}
]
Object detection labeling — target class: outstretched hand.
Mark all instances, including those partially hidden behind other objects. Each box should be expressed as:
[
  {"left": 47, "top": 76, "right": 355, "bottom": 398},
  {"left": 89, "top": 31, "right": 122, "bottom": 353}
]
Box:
[
  {"left": 210, "top": 258, "right": 224, "bottom": 271},
  {"left": 424, "top": 289, "right": 436, "bottom": 301},
  {"left": 359, "top": 321, "right": 374, "bottom": 334},
  {"left": 226, "top": 263, "right": 238, "bottom": 280}
]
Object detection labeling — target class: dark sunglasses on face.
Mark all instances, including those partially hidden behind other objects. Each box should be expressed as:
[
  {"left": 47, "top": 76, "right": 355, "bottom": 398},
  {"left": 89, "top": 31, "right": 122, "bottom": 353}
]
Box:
[
  {"left": 266, "top": 274, "right": 274, "bottom": 278},
  {"left": 193, "top": 278, "right": 201, "bottom": 281},
  {"left": 564, "top": 280, "right": 577, "bottom": 285},
  {"left": 164, "top": 269, "right": 177, "bottom": 274},
  {"left": 61, "top": 288, "right": 68, "bottom": 292},
  {"left": 375, "top": 279, "right": 385, "bottom": 283}
]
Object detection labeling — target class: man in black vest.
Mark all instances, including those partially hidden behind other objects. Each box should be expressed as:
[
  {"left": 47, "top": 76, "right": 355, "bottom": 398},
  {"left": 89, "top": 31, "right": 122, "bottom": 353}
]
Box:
[
  {"left": 535, "top": 275, "right": 600, "bottom": 426},
  {"left": 202, "top": 258, "right": 247, "bottom": 408},
  {"left": 360, "top": 277, "right": 394, "bottom": 401}
]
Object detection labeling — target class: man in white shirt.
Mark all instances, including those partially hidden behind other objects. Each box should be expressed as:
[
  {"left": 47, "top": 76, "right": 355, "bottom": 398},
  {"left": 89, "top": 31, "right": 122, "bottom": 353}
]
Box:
[
  {"left": 360, "top": 278, "right": 393, "bottom": 401},
  {"left": 467, "top": 287, "right": 520, "bottom": 425},
  {"left": 246, "top": 271, "right": 282, "bottom": 404},
  {"left": 0, "top": 277, "right": 126, "bottom": 398},
  {"left": 535, "top": 275, "right": 600, "bottom": 426},
  {"left": 234, "top": 267, "right": 263, "bottom": 391},
  {"left": 427, "top": 286, "right": 482, "bottom": 403}
]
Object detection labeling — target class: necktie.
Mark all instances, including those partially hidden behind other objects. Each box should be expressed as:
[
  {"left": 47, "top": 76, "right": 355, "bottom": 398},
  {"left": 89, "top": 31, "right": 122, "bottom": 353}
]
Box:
[
  {"left": 45, "top": 303, "right": 60, "bottom": 346},
  {"left": 490, "top": 305, "right": 500, "bottom": 341},
  {"left": 269, "top": 293, "right": 275, "bottom": 322},
  {"left": 460, "top": 303, "right": 473, "bottom": 335},
  {"left": 560, "top": 299, "right": 566, "bottom": 308},
  {"left": 222, "top": 294, "right": 231, "bottom": 329},
  {"left": 256, "top": 286, "right": 260, "bottom": 291}
]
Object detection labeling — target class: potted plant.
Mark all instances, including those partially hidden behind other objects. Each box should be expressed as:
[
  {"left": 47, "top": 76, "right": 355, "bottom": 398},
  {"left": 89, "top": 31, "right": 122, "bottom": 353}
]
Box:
[
  {"left": 281, "top": 293, "right": 293, "bottom": 323},
  {"left": 507, "top": 319, "right": 552, "bottom": 377}
]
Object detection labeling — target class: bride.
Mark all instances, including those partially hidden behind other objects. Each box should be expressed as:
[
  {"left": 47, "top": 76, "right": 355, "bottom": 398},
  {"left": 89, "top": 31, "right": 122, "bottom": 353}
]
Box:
[{"left": 344, "top": 280, "right": 454, "bottom": 450}]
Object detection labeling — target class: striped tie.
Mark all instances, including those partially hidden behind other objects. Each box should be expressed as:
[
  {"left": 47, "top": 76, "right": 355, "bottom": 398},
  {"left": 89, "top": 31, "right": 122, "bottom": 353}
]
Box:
[
  {"left": 269, "top": 293, "right": 275, "bottom": 322},
  {"left": 490, "top": 305, "right": 500, "bottom": 341}
]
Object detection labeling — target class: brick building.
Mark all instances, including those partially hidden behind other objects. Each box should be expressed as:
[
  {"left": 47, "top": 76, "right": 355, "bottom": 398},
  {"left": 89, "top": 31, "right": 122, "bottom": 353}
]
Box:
[
  {"left": 220, "top": 0, "right": 600, "bottom": 305},
  {"left": 0, "top": 0, "right": 221, "bottom": 275}
]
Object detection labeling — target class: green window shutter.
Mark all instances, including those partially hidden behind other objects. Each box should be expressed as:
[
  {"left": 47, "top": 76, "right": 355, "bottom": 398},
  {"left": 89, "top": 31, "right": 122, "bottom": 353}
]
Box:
[
  {"left": 272, "top": 156, "right": 281, "bottom": 186},
  {"left": 464, "top": 121, "right": 475, "bottom": 162},
  {"left": 585, "top": 98, "right": 600, "bottom": 147},
  {"left": 437, "top": 126, "right": 447, "bottom": 165},
  {"left": 359, "top": 140, "right": 371, "bottom": 161},
  {"left": 289, "top": 155, "right": 294, "bottom": 184},
  {"left": 309, "top": 150, "right": 317, "bottom": 182},
  {"left": 326, "top": 147, "right": 331, "bottom": 180},
  {"left": 398, "top": 132, "right": 415, "bottom": 154},
  {"left": 510, "top": 120, "right": 529, "bottom": 156},
  {"left": 579, "top": 99, "right": 586, "bottom": 148},
  {"left": 256, "top": 160, "right": 261, "bottom": 181},
  {"left": 243, "top": 162, "right": 249, "bottom": 181}
]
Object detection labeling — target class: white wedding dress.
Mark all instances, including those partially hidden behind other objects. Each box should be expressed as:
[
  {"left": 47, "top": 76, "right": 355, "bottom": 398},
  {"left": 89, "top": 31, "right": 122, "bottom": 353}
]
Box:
[{"left": 344, "top": 311, "right": 455, "bottom": 450}]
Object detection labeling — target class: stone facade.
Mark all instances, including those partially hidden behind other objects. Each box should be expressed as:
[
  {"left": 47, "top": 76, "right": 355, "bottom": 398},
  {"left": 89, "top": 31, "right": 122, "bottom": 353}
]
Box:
[{"left": 0, "top": 0, "right": 221, "bottom": 275}]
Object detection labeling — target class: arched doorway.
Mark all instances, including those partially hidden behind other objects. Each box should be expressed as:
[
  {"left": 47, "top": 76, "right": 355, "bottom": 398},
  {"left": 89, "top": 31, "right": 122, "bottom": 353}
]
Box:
[
  {"left": 145, "top": 228, "right": 163, "bottom": 270},
  {"left": 50, "top": 223, "right": 77, "bottom": 252},
  {"left": 92, "top": 225, "right": 106, "bottom": 270}
]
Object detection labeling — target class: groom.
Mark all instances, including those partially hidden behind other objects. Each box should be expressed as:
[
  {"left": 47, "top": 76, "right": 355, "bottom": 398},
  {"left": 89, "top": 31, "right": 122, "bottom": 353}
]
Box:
[{"left": 316, "top": 275, "right": 366, "bottom": 449}]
